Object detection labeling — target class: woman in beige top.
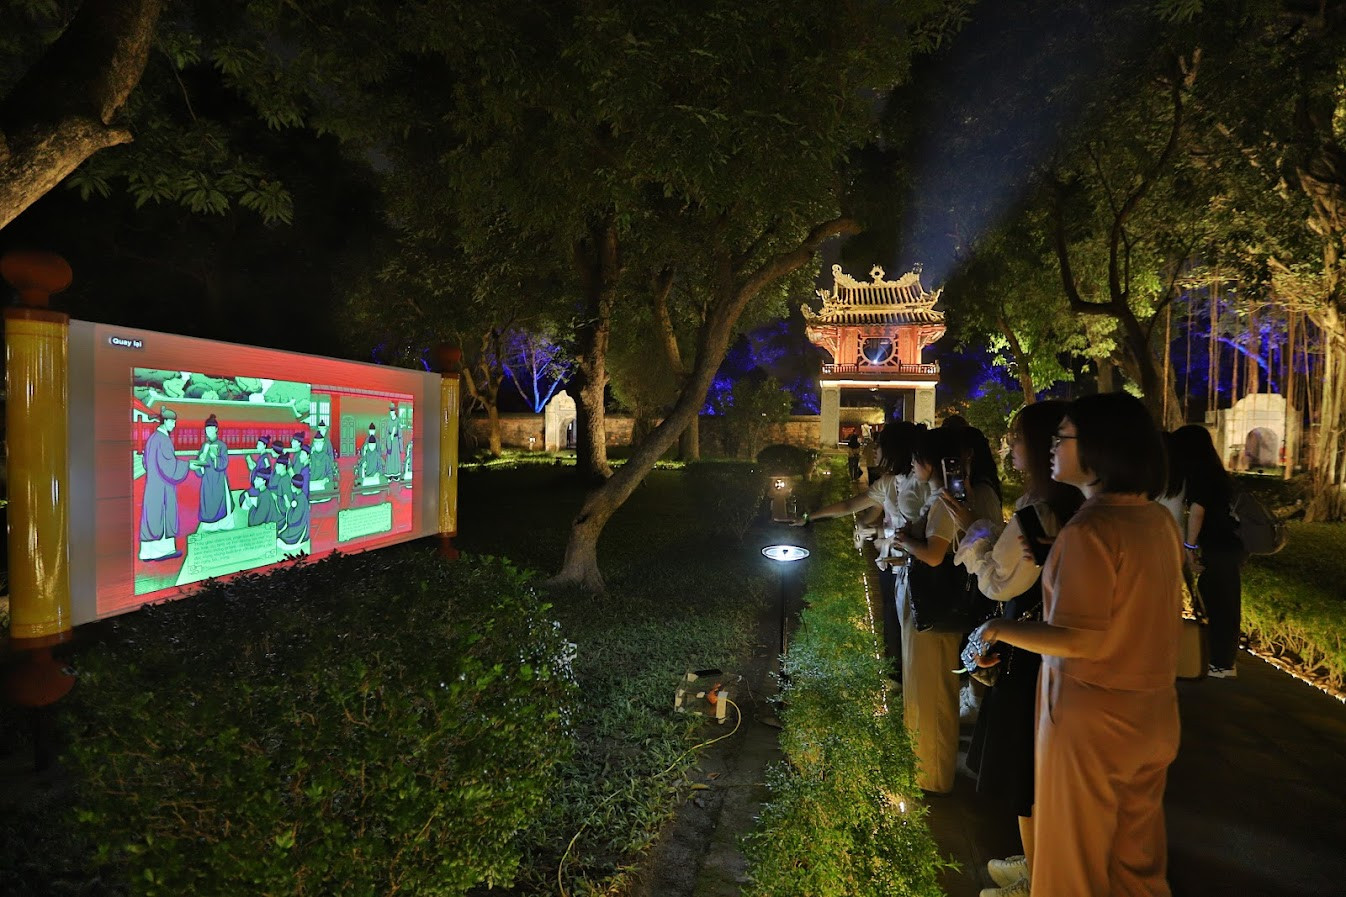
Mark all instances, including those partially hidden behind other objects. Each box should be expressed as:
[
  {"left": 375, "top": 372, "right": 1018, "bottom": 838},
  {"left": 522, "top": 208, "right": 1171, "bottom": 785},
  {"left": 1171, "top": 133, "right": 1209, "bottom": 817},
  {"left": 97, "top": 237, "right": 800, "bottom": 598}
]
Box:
[
  {"left": 975, "top": 392, "right": 1183, "bottom": 897},
  {"left": 896, "top": 426, "right": 1002, "bottom": 793}
]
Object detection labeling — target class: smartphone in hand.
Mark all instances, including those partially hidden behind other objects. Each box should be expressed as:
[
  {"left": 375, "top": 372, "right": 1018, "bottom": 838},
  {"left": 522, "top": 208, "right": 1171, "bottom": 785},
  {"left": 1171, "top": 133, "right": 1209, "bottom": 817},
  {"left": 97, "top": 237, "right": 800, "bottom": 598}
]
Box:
[
  {"left": 1016, "top": 506, "right": 1053, "bottom": 566},
  {"left": 941, "top": 456, "right": 967, "bottom": 502}
]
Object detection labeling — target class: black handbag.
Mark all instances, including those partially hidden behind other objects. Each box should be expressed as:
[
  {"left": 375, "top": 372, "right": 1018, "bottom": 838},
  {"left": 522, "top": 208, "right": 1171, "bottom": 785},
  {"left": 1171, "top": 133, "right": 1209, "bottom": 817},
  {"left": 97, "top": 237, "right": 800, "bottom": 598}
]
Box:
[{"left": 908, "top": 553, "right": 996, "bottom": 634}]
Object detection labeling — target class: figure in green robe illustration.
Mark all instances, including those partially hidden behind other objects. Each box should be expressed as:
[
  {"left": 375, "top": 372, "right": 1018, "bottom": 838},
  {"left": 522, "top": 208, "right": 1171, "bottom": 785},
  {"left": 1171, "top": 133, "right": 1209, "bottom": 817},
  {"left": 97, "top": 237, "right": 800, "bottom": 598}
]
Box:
[
  {"left": 380, "top": 403, "right": 405, "bottom": 480},
  {"left": 278, "top": 473, "right": 311, "bottom": 553},
  {"left": 244, "top": 471, "right": 285, "bottom": 530},
  {"left": 308, "top": 421, "right": 339, "bottom": 493},
  {"left": 193, "top": 414, "right": 233, "bottom": 526},
  {"left": 353, "top": 429, "right": 382, "bottom": 488}
]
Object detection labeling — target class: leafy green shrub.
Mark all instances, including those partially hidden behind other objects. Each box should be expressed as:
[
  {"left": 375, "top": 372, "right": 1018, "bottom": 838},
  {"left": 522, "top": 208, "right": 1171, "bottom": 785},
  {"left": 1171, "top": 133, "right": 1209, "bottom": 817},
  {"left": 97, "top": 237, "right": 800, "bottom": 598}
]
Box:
[
  {"left": 1242, "top": 521, "right": 1346, "bottom": 690},
  {"left": 65, "top": 550, "right": 577, "bottom": 897},
  {"left": 685, "top": 461, "right": 766, "bottom": 543},
  {"left": 756, "top": 443, "right": 812, "bottom": 477},
  {"left": 746, "top": 468, "right": 947, "bottom": 896}
]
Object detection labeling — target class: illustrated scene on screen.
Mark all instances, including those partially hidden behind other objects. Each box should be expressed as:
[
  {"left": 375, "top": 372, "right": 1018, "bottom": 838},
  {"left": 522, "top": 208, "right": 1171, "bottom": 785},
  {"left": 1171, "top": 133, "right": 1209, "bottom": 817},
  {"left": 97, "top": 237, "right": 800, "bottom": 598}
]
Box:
[{"left": 131, "top": 368, "right": 414, "bottom": 596}]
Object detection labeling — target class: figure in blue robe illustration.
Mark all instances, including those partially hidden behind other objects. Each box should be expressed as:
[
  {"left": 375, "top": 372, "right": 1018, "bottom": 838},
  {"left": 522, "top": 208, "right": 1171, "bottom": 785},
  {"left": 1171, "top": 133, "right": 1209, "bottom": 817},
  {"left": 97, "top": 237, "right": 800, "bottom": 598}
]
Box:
[
  {"left": 288, "top": 432, "right": 311, "bottom": 498},
  {"left": 248, "top": 436, "right": 275, "bottom": 484},
  {"left": 194, "top": 415, "right": 232, "bottom": 525},
  {"left": 380, "top": 404, "right": 405, "bottom": 479},
  {"left": 138, "top": 408, "right": 192, "bottom": 561}
]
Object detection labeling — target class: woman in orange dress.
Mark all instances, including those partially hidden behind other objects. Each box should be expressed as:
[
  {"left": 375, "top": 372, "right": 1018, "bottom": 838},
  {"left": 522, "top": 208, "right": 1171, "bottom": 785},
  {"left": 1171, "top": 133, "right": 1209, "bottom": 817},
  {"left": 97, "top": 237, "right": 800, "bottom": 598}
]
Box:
[{"left": 975, "top": 392, "right": 1183, "bottom": 897}]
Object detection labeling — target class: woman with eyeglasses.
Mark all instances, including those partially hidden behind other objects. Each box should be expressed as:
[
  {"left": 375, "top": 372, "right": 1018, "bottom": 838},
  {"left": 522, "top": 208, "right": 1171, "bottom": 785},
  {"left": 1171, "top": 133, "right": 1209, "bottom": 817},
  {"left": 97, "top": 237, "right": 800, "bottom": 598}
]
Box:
[{"left": 972, "top": 392, "right": 1183, "bottom": 897}]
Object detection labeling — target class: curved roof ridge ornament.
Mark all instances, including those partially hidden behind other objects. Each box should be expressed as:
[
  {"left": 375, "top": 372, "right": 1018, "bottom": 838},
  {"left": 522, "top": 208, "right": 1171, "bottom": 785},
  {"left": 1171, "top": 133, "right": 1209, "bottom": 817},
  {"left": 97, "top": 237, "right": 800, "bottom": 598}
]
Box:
[{"left": 802, "top": 263, "right": 944, "bottom": 325}]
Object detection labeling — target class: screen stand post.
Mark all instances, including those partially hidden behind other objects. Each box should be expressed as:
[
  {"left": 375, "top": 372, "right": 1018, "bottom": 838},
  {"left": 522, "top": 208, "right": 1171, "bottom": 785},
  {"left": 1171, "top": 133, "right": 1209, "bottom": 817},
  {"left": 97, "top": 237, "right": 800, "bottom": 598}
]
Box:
[
  {"left": 435, "top": 347, "right": 461, "bottom": 561},
  {"left": 1, "top": 250, "right": 77, "bottom": 768}
]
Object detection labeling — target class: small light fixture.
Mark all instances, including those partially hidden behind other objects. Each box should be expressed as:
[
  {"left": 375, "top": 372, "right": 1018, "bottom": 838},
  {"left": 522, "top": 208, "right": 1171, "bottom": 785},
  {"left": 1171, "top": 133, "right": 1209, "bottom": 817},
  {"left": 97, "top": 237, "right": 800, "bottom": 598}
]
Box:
[
  {"left": 774, "top": 478, "right": 786, "bottom": 491},
  {"left": 762, "top": 544, "right": 810, "bottom": 563}
]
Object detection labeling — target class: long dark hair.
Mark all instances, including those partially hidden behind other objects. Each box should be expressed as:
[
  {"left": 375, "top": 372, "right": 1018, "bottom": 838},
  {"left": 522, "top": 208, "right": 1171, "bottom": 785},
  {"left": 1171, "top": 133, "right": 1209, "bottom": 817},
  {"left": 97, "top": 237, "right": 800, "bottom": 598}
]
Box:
[
  {"left": 912, "top": 425, "right": 958, "bottom": 485},
  {"left": 878, "top": 421, "right": 918, "bottom": 476},
  {"left": 1170, "top": 424, "right": 1231, "bottom": 502},
  {"left": 1013, "top": 400, "right": 1083, "bottom": 523},
  {"left": 1065, "top": 392, "right": 1167, "bottom": 498},
  {"left": 958, "top": 426, "right": 1003, "bottom": 501}
]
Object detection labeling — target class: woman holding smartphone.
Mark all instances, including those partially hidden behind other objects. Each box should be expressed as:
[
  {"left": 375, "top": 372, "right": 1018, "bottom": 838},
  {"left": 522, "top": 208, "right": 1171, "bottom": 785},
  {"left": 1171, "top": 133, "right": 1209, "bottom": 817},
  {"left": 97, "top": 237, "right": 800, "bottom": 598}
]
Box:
[
  {"left": 943, "top": 402, "right": 1082, "bottom": 896},
  {"left": 795, "top": 422, "right": 926, "bottom": 676},
  {"left": 973, "top": 392, "right": 1182, "bottom": 897},
  {"left": 894, "top": 426, "right": 1002, "bottom": 793}
]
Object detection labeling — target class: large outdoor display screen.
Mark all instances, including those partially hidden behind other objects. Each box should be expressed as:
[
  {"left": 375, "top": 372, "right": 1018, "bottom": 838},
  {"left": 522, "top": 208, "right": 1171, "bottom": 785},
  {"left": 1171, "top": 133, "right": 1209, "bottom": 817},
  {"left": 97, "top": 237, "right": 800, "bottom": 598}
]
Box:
[{"left": 67, "top": 322, "right": 443, "bottom": 622}]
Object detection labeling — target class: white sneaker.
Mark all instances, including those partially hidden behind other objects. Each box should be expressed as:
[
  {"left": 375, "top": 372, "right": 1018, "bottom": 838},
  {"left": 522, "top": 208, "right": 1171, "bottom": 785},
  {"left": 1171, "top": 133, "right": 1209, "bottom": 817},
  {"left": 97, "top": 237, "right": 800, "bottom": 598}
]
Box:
[
  {"left": 980, "top": 876, "right": 1030, "bottom": 897},
  {"left": 1207, "top": 664, "right": 1238, "bottom": 679},
  {"left": 987, "top": 855, "right": 1028, "bottom": 887},
  {"left": 959, "top": 681, "right": 982, "bottom": 724}
]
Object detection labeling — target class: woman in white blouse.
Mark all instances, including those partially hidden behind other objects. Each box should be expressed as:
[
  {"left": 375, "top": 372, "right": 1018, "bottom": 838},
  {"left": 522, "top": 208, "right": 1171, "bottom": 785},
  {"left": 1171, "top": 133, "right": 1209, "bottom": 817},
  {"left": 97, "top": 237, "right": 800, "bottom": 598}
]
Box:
[
  {"left": 796, "top": 422, "right": 927, "bottom": 676},
  {"left": 943, "top": 401, "right": 1082, "bottom": 896}
]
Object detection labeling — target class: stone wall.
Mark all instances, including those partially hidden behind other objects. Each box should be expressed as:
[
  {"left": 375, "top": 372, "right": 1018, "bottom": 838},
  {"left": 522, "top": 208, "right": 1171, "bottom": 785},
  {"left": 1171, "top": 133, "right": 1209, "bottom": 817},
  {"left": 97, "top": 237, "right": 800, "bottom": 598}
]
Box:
[
  {"left": 465, "top": 412, "right": 821, "bottom": 456},
  {"left": 464, "top": 412, "right": 634, "bottom": 450}
]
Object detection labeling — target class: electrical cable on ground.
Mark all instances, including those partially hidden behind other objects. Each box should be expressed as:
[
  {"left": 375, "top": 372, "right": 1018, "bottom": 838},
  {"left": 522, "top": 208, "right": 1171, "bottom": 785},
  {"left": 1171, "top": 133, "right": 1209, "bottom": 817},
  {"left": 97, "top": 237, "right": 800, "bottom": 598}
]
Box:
[{"left": 556, "top": 697, "right": 744, "bottom": 897}]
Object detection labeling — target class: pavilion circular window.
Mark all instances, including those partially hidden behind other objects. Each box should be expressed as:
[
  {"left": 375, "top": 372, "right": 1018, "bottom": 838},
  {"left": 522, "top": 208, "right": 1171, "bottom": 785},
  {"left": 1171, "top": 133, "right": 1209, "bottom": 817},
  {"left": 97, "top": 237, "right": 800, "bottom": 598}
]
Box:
[{"left": 861, "top": 338, "right": 896, "bottom": 365}]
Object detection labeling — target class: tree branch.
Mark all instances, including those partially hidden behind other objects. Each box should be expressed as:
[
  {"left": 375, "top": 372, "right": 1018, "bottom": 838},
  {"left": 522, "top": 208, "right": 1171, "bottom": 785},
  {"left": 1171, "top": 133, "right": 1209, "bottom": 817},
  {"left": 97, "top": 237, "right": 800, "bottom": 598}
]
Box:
[
  {"left": 1107, "top": 62, "right": 1188, "bottom": 305},
  {"left": 0, "top": 0, "right": 164, "bottom": 230},
  {"left": 1052, "top": 182, "right": 1114, "bottom": 316},
  {"left": 650, "top": 266, "right": 684, "bottom": 374}
]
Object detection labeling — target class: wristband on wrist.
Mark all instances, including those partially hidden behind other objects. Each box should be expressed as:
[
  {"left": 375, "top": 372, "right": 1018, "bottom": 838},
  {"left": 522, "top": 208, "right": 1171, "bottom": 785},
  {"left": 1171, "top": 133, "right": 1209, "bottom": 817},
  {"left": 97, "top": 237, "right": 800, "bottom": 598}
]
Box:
[{"left": 1183, "top": 541, "right": 1199, "bottom": 551}]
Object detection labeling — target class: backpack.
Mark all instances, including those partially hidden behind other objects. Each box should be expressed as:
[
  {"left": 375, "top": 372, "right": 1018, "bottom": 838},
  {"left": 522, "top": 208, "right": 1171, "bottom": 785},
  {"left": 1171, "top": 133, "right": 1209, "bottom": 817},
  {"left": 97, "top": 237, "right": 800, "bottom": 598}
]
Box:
[{"left": 1230, "top": 491, "right": 1287, "bottom": 555}]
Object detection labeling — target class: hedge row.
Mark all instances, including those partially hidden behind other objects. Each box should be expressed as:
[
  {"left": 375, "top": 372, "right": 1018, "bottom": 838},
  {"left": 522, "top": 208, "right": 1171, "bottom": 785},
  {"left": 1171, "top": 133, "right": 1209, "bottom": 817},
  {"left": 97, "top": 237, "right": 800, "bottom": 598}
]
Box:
[
  {"left": 65, "top": 549, "right": 577, "bottom": 897},
  {"left": 745, "top": 473, "right": 947, "bottom": 897},
  {"left": 1241, "top": 521, "right": 1346, "bottom": 691}
]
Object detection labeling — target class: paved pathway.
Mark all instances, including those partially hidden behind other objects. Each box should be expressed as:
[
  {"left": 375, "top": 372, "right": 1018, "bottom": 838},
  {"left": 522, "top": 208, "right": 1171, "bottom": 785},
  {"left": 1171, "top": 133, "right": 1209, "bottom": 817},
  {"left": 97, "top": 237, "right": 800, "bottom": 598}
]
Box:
[{"left": 929, "top": 651, "right": 1346, "bottom": 897}]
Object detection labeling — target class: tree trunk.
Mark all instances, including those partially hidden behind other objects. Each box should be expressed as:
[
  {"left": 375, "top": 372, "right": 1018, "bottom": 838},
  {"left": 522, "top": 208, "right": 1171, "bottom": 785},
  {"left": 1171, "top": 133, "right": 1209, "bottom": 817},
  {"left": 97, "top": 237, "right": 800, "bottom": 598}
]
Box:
[
  {"left": 651, "top": 266, "right": 701, "bottom": 461},
  {"left": 569, "top": 221, "right": 619, "bottom": 481},
  {"left": 567, "top": 362, "right": 610, "bottom": 481},
  {"left": 549, "top": 216, "right": 859, "bottom": 591},
  {"left": 679, "top": 414, "right": 700, "bottom": 461},
  {"left": 485, "top": 402, "right": 502, "bottom": 457},
  {"left": 996, "top": 315, "right": 1036, "bottom": 402},
  {"left": 1305, "top": 306, "right": 1346, "bottom": 522},
  {"left": 0, "top": 0, "right": 164, "bottom": 230}
]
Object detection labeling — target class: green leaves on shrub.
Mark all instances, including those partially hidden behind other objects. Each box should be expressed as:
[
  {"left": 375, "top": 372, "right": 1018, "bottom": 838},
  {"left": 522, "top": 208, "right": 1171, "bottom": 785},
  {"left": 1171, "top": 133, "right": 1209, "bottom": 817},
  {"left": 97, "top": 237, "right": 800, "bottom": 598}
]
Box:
[
  {"left": 66, "top": 550, "right": 577, "bottom": 897},
  {"left": 746, "top": 469, "right": 948, "bottom": 897}
]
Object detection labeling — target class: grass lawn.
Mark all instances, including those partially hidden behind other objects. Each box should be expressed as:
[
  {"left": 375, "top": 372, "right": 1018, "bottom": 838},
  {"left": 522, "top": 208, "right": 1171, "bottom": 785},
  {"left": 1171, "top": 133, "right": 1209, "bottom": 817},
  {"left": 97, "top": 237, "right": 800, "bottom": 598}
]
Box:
[
  {"left": 1242, "top": 520, "right": 1346, "bottom": 690},
  {"left": 454, "top": 463, "right": 774, "bottom": 893}
]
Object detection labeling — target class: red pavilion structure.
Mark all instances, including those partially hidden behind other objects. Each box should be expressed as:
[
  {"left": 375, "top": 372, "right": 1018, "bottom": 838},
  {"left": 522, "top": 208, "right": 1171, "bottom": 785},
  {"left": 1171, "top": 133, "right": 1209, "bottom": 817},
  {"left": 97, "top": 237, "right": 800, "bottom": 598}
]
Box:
[{"left": 803, "top": 264, "right": 946, "bottom": 445}]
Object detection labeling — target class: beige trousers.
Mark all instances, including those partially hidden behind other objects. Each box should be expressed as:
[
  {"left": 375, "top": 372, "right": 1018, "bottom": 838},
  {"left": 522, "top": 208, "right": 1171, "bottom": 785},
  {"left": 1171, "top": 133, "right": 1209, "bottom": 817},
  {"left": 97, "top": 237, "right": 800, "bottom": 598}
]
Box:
[
  {"left": 897, "top": 572, "right": 962, "bottom": 793},
  {"left": 1034, "top": 667, "right": 1180, "bottom": 896}
]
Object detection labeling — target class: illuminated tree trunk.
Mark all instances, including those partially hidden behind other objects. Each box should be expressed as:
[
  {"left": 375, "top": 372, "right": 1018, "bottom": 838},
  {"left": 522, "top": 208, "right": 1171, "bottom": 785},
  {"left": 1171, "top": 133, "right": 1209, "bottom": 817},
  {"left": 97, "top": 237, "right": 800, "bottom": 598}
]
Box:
[
  {"left": 1305, "top": 307, "right": 1346, "bottom": 521},
  {"left": 651, "top": 266, "right": 702, "bottom": 461},
  {"left": 458, "top": 330, "right": 505, "bottom": 457},
  {"left": 996, "top": 314, "right": 1037, "bottom": 402},
  {"left": 569, "top": 221, "right": 619, "bottom": 482},
  {"left": 550, "top": 217, "right": 858, "bottom": 591},
  {"left": 1284, "top": 308, "right": 1297, "bottom": 479}
]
